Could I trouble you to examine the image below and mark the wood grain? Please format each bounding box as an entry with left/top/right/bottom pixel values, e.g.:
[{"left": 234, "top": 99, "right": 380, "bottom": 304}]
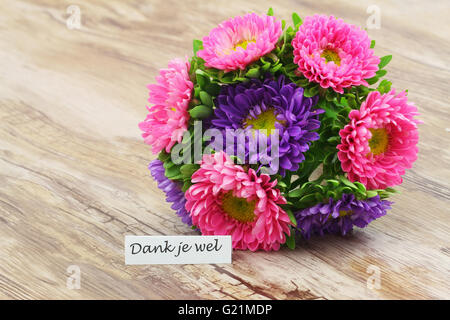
[{"left": 0, "top": 0, "right": 449, "bottom": 300}]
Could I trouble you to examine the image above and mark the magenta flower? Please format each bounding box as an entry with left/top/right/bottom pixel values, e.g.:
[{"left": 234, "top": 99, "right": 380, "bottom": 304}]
[
  {"left": 139, "top": 58, "right": 193, "bottom": 154},
  {"left": 337, "top": 90, "right": 420, "bottom": 190},
  {"left": 197, "top": 13, "right": 282, "bottom": 72},
  {"left": 185, "top": 152, "right": 292, "bottom": 251},
  {"left": 292, "top": 15, "right": 380, "bottom": 93}
]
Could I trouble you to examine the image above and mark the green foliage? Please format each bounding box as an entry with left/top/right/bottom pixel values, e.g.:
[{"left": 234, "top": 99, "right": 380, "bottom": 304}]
[
  {"left": 180, "top": 164, "right": 200, "bottom": 192},
  {"left": 285, "top": 232, "right": 296, "bottom": 249},
  {"left": 158, "top": 150, "right": 171, "bottom": 162},
  {"left": 199, "top": 91, "right": 213, "bottom": 107},
  {"left": 193, "top": 39, "right": 203, "bottom": 56},
  {"left": 378, "top": 55, "right": 392, "bottom": 69},
  {"left": 377, "top": 79, "right": 392, "bottom": 94},
  {"left": 180, "top": 164, "right": 200, "bottom": 178},
  {"left": 163, "top": 157, "right": 183, "bottom": 180},
  {"left": 364, "top": 55, "right": 392, "bottom": 86},
  {"left": 292, "top": 12, "right": 302, "bottom": 29},
  {"left": 286, "top": 176, "right": 397, "bottom": 210},
  {"left": 284, "top": 208, "right": 298, "bottom": 227},
  {"left": 245, "top": 67, "right": 260, "bottom": 78},
  {"left": 304, "top": 85, "right": 320, "bottom": 97}
]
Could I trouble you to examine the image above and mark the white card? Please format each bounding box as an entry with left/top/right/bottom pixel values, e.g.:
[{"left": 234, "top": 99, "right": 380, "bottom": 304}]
[{"left": 125, "top": 235, "right": 232, "bottom": 265}]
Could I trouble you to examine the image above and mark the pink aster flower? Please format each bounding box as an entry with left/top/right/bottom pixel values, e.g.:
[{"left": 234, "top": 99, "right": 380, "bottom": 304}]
[
  {"left": 185, "top": 152, "right": 292, "bottom": 251},
  {"left": 337, "top": 90, "right": 421, "bottom": 190},
  {"left": 197, "top": 13, "right": 282, "bottom": 72},
  {"left": 138, "top": 58, "right": 193, "bottom": 154},
  {"left": 292, "top": 15, "right": 380, "bottom": 93}
]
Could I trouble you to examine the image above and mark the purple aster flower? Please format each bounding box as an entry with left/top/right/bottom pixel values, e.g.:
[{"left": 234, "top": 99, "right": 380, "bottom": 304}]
[
  {"left": 210, "top": 75, "right": 323, "bottom": 176},
  {"left": 148, "top": 160, "right": 192, "bottom": 226},
  {"left": 295, "top": 194, "right": 392, "bottom": 238}
]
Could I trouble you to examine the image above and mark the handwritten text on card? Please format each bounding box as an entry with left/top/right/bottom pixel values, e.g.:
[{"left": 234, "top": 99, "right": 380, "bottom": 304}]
[{"left": 125, "top": 235, "right": 232, "bottom": 265}]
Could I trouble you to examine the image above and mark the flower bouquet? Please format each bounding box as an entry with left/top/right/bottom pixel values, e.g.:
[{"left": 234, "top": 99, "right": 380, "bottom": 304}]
[{"left": 139, "top": 9, "right": 420, "bottom": 251}]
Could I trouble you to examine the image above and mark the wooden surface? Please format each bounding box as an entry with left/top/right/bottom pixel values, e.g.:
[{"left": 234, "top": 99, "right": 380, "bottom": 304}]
[{"left": 0, "top": 0, "right": 449, "bottom": 300}]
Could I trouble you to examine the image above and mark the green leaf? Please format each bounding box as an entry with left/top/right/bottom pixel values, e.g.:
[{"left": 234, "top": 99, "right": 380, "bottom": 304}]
[
  {"left": 193, "top": 86, "right": 201, "bottom": 99},
  {"left": 196, "top": 73, "right": 209, "bottom": 88},
  {"left": 204, "top": 83, "right": 221, "bottom": 96},
  {"left": 299, "top": 181, "right": 314, "bottom": 191},
  {"left": 325, "top": 89, "right": 336, "bottom": 102},
  {"left": 285, "top": 232, "right": 296, "bottom": 250},
  {"left": 385, "top": 187, "right": 398, "bottom": 194},
  {"left": 163, "top": 160, "right": 175, "bottom": 169},
  {"left": 327, "top": 179, "right": 340, "bottom": 187},
  {"left": 366, "top": 76, "right": 379, "bottom": 85},
  {"left": 193, "top": 39, "right": 203, "bottom": 56},
  {"left": 313, "top": 184, "right": 325, "bottom": 193},
  {"left": 357, "top": 85, "right": 370, "bottom": 96},
  {"left": 370, "top": 40, "right": 376, "bottom": 49},
  {"left": 377, "top": 79, "right": 392, "bottom": 94},
  {"left": 340, "top": 176, "right": 356, "bottom": 189},
  {"left": 327, "top": 136, "right": 340, "bottom": 143},
  {"left": 220, "top": 72, "right": 236, "bottom": 83},
  {"left": 354, "top": 182, "right": 367, "bottom": 193},
  {"left": 376, "top": 69, "right": 387, "bottom": 78},
  {"left": 340, "top": 187, "right": 353, "bottom": 194},
  {"left": 339, "top": 97, "right": 349, "bottom": 107},
  {"left": 295, "top": 78, "right": 310, "bottom": 87},
  {"left": 246, "top": 67, "right": 260, "bottom": 78},
  {"left": 199, "top": 91, "right": 213, "bottom": 107},
  {"left": 233, "top": 77, "right": 247, "bottom": 82},
  {"left": 298, "top": 193, "right": 317, "bottom": 204},
  {"left": 347, "top": 96, "right": 357, "bottom": 108},
  {"left": 261, "top": 62, "right": 271, "bottom": 72},
  {"left": 188, "top": 104, "right": 213, "bottom": 119},
  {"left": 304, "top": 85, "right": 319, "bottom": 97},
  {"left": 292, "top": 12, "right": 302, "bottom": 27},
  {"left": 158, "top": 151, "right": 170, "bottom": 162},
  {"left": 326, "top": 190, "right": 337, "bottom": 199},
  {"left": 267, "top": 7, "right": 274, "bottom": 16},
  {"left": 321, "top": 101, "right": 338, "bottom": 120},
  {"left": 378, "top": 55, "right": 392, "bottom": 69},
  {"left": 286, "top": 209, "right": 297, "bottom": 227},
  {"left": 270, "top": 63, "right": 282, "bottom": 73},
  {"left": 366, "top": 190, "right": 378, "bottom": 198},
  {"left": 288, "top": 188, "right": 304, "bottom": 198},
  {"left": 180, "top": 164, "right": 199, "bottom": 178},
  {"left": 165, "top": 165, "right": 181, "bottom": 179},
  {"left": 277, "top": 180, "right": 287, "bottom": 188},
  {"left": 182, "top": 180, "right": 193, "bottom": 192}
]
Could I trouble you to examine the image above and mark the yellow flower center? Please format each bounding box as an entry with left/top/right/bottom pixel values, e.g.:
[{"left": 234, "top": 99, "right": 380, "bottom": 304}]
[
  {"left": 233, "top": 39, "right": 256, "bottom": 51},
  {"left": 339, "top": 210, "right": 352, "bottom": 217},
  {"left": 221, "top": 192, "right": 256, "bottom": 223},
  {"left": 368, "top": 128, "right": 389, "bottom": 156},
  {"left": 328, "top": 210, "right": 352, "bottom": 221},
  {"left": 243, "top": 108, "right": 283, "bottom": 136},
  {"left": 321, "top": 49, "right": 341, "bottom": 66}
]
